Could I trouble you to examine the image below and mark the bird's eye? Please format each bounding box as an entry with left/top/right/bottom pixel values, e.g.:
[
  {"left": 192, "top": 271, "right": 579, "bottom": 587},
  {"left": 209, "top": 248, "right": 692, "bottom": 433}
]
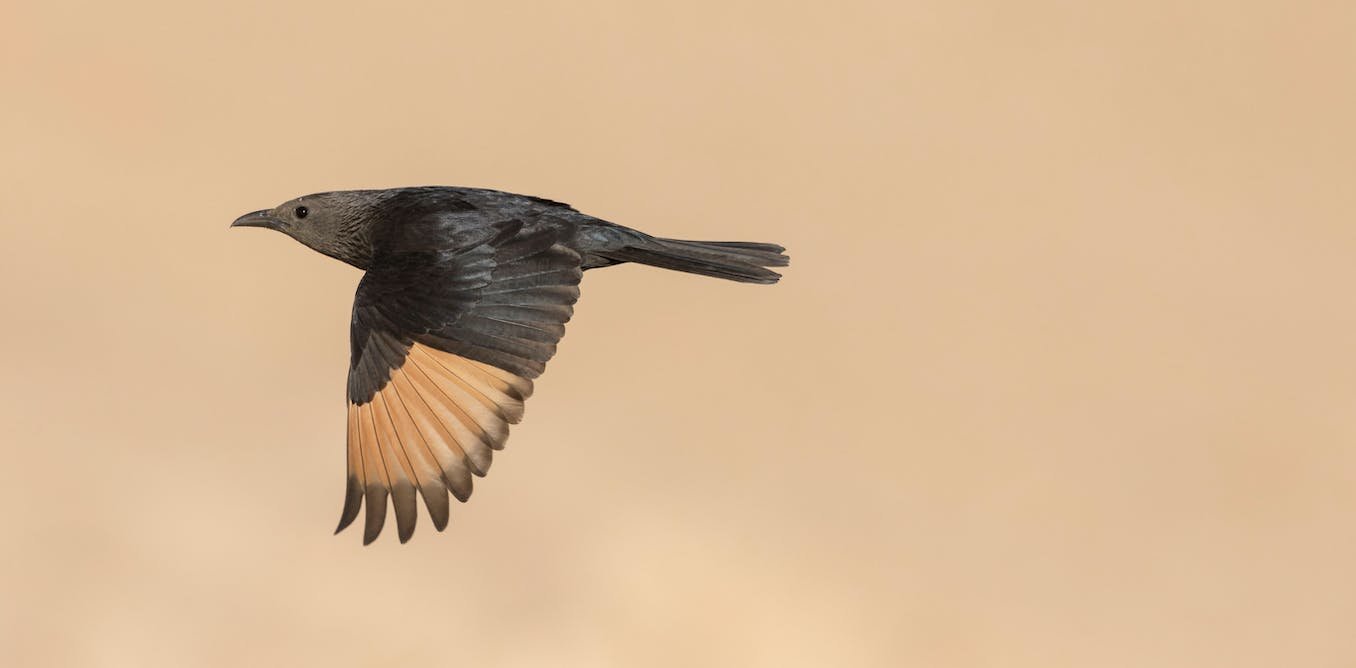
[{"left": 294, "top": 206, "right": 309, "bottom": 219}]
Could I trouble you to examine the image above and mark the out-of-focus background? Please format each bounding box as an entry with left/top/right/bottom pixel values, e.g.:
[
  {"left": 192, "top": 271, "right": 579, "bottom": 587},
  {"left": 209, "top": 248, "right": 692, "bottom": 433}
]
[{"left": 3, "top": 1, "right": 1355, "bottom": 666}]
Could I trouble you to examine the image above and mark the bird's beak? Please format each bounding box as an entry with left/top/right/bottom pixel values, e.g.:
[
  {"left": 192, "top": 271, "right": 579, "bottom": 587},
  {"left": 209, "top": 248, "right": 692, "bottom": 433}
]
[{"left": 231, "top": 209, "right": 281, "bottom": 230}]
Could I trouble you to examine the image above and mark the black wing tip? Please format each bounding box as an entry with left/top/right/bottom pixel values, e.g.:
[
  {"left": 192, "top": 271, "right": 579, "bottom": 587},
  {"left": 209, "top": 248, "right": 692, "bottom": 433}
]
[
  {"left": 362, "top": 485, "right": 388, "bottom": 545},
  {"left": 395, "top": 513, "right": 417, "bottom": 544},
  {"left": 465, "top": 454, "right": 491, "bottom": 477},
  {"left": 391, "top": 483, "right": 419, "bottom": 543},
  {"left": 335, "top": 477, "right": 363, "bottom": 534},
  {"left": 362, "top": 517, "right": 384, "bottom": 544},
  {"left": 335, "top": 517, "right": 355, "bottom": 535}
]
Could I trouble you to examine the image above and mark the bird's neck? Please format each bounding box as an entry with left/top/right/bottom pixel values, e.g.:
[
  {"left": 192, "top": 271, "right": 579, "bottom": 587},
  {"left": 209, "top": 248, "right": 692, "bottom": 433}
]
[{"left": 316, "top": 217, "right": 376, "bottom": 270}]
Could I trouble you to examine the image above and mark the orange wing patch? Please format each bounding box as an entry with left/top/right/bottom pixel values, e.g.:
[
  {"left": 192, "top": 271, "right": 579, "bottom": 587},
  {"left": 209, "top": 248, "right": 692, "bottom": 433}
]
[{"left": 337, "top": 343, "right": 533, "bottom": 543}]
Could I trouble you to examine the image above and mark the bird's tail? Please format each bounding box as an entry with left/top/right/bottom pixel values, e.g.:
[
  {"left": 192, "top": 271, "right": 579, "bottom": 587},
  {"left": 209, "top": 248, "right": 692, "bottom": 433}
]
[{"left": 594, "top": 234, "right": 790, "bottom": 284}]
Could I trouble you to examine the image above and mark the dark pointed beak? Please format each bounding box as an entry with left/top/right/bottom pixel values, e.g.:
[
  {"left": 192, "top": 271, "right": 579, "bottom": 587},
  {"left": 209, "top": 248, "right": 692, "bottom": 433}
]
[{"left": 231, "top": 209, "right": 281, "bottom": 230}]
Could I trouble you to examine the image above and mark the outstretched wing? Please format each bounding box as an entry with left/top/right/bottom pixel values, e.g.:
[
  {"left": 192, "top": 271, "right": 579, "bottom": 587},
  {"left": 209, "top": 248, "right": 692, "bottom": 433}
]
[{"left": 337, "top": 219, "right": 582, "bottom": 543}]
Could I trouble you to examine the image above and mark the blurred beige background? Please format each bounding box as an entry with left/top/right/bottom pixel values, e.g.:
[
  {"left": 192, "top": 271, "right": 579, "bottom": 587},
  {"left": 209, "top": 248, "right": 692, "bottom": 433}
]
[{"left": 3, "top": 1, "right": 1355, "bottom": 666}]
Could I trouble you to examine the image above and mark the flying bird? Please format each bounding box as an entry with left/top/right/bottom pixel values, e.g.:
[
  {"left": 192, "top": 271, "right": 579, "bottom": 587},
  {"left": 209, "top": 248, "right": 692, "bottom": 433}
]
[{"left": 232, "top": 186, "right": 787, "bottom": 543}]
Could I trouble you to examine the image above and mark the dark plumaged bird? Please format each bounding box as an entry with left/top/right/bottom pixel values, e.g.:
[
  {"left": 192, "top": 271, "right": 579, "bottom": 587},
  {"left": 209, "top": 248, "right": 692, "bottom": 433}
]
[{"left": 232, "top": 186, "right": 788, "bottom": 544}]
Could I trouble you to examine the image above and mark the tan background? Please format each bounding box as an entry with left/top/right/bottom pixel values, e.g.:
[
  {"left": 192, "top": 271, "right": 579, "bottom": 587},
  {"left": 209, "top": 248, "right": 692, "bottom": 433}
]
[{"left": 3, "top": 1, "right": 1355, "bottom": 666}]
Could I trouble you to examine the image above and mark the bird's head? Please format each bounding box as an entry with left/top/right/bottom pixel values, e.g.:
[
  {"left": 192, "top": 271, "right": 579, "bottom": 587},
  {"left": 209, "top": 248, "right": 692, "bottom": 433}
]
[{"left": 232, "top": 190, "right": 381, "bottom": 269}]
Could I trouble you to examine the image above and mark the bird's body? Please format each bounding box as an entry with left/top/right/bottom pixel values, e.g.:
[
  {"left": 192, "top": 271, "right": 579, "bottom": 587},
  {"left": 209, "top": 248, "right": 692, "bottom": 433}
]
[{"left": 233, "top": 186, "right": 787, "bottom": 543}]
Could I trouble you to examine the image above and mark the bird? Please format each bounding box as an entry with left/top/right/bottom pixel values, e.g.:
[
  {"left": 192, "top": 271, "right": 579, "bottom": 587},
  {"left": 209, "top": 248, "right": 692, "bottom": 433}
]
[{"left": 232, "top": 186, "right": 788, "bottom": 543}]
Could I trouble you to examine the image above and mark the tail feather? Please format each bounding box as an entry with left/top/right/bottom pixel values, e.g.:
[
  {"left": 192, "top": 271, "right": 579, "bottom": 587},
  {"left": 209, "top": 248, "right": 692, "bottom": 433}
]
[
  {"left": 597, "top": 235, "right": 789, "bottom": 284},
  {"left": 658, "top": 239, "right": 789, "bottom": 266},
  {"left": 670, "top": 240, "right": 787, "bottom": 254}
]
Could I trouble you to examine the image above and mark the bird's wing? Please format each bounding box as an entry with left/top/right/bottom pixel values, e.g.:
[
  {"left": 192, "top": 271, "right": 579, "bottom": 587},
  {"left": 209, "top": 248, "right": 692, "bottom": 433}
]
[{"left": 338, "top": 219, "right": 582, "bottom": 543}]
